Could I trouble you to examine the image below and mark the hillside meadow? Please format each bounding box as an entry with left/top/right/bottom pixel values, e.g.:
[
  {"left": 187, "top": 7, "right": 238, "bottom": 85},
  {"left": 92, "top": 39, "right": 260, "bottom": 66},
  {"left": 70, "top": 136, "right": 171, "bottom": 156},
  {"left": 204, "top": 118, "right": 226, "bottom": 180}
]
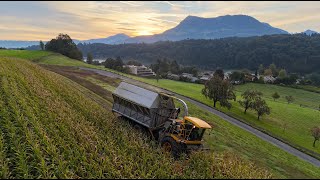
[
  {"left": 100, "top": 69, "right": 320, "bottom": 158},
  {"left": 75, "top": 67, "right": 320, "bottom": 178}
]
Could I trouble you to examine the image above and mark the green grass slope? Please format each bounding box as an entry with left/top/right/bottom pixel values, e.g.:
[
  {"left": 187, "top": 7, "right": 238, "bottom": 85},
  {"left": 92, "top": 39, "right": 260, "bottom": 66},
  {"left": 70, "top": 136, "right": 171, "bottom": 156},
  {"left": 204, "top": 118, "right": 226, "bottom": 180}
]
[
  {"left": 110, "top": 75, "right": 320, "bottom": 157},
  {"left": 236, "top": 83, "right": 320, "bottom": 109},
  {"left": 0, "top": 50, "right": 52, "bottom": 60},
  {"left": 0, "top": 50, "right": 92, "bottom": 67},
  {"left": 0, "top": 57, "right": 272, "bottom": 178}
]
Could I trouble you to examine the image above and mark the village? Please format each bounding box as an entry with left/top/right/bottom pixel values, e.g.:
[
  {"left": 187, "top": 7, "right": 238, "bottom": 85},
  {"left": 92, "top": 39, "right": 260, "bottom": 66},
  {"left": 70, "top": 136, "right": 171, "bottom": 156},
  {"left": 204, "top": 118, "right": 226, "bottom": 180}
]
[{"left": 122, "top": 63, "right": 304, "bottom": 86}]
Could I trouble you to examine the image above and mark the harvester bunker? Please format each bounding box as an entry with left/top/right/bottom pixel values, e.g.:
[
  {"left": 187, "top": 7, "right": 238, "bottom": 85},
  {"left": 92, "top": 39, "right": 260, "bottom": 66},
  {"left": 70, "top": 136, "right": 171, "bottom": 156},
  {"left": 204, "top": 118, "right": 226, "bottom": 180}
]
[{"left": 112, "top": 81, "right": 212, "bottom": 155}]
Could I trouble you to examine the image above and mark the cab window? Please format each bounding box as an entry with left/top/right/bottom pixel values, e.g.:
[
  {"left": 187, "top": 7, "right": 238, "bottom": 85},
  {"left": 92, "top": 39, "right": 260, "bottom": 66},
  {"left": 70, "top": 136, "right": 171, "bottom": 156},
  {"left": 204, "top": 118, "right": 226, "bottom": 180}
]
[{"left": 188, "top": 127, "right": 205, "bottom": 141}]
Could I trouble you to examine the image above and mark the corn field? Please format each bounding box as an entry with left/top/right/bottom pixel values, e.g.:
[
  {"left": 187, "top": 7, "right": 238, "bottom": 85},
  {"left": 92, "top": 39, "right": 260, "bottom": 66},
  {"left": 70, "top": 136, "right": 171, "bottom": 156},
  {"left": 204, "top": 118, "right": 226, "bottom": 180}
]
[{"left": 0, "top": 57, "right": 272, "bottom": 178}]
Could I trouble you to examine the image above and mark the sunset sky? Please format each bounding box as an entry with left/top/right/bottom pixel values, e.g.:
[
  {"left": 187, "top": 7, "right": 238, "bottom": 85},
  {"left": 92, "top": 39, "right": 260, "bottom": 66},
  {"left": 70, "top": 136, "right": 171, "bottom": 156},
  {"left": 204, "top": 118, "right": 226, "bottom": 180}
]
[{"left": 0, "top": 1, "right": 319, "bottom": 40}]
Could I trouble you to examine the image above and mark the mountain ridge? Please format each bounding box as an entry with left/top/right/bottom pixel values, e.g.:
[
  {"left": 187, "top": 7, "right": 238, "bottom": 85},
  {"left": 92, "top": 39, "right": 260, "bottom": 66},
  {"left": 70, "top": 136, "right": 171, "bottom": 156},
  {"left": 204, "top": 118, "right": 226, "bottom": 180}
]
[
  {"left": 1, "top": 14, "right": 317, "bottom": 48},
  {"left": 123, "top": 14, "right": 288, "bottom": 43}
]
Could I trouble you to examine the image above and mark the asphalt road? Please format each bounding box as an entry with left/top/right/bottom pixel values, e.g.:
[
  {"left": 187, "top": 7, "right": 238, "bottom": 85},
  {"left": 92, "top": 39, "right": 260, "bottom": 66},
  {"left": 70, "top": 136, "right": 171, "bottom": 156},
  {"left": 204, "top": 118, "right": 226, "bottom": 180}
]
[{"left": 80, "top": 67, "right": 320, "bottom": 167}]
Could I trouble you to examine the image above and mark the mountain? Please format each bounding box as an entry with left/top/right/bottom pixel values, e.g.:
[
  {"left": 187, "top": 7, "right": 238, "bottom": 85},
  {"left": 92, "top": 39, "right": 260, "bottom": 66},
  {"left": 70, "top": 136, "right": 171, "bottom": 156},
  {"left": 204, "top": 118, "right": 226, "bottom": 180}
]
[
  {"left": 125, "top": 15, "right": 289, "bottom": 43},
  {"left": 79, "top": 33, "right": 130, "bottom": 44},
  {"left": 0, "top": 15, "right": 290, "bottom": 48},
  {"left": 0, "top": 40, "right": 40, "bottom": 49},
  {"left": 303, "top": 29, "right": 318, "bottom": 36}
]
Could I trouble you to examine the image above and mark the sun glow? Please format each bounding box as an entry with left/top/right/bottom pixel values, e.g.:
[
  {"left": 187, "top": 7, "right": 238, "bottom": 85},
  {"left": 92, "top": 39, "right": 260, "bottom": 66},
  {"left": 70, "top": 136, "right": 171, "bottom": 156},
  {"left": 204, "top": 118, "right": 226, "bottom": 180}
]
[{"left": 137, "top": 30, "right": 153, "bottom": 36}]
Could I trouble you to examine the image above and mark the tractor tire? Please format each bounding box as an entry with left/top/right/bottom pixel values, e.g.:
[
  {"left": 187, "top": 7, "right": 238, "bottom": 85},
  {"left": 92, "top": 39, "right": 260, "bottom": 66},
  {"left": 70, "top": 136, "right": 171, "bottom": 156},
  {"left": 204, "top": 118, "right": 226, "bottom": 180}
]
[
  {"left": 153, "top": 128, "right": 165, "bottom": 141},
  {"left": 160, "top": 136, "right": 182, "bottom": 158},
  {"left": 133, "top": 124, "right": 143, "bottom": 133}
]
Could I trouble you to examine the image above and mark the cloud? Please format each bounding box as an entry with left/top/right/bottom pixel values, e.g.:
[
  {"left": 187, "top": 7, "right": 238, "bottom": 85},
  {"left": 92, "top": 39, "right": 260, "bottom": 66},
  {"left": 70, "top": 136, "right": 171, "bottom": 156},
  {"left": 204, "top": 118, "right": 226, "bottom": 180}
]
[
  {"left": 119, "top": 1, "right": 143, "bottom": 7},
  {"left": 161, "top": 1, "right": 191, "bottom": 8},
  {"left": 0, "top": 1, "right": 319, "bottom": 40},
  {"left": 117, "top": 27, "right": 137, "bottom": 31},
  {"left": 148, "top": 17, "right": 179, "bottom": 24}
]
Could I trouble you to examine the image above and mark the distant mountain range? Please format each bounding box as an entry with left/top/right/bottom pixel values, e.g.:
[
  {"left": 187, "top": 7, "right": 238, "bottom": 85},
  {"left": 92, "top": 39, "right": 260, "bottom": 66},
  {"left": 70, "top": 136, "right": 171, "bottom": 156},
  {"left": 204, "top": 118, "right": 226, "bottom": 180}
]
[
  {"left": 79, "top": 33, "right": 130, "bottom": 44},
  {"left": 0, "top": 40, "right": 41, "bottom": 49},
  {"left": 124, "top": 15, "right": 288, "bottom": 43},
  {"left": 1, "top": 14, "right": 318, "bottom": 48}
]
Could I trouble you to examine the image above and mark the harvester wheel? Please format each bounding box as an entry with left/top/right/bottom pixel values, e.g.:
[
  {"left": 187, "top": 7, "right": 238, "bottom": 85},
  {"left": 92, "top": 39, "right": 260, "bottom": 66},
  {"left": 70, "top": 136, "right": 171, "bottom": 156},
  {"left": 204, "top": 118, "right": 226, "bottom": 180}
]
[
  {"left": 160, "top": 136, "right": 181, "bottom": 158},
  {"left": 133, "top": 124, "right": 143, "bottom": 133}
]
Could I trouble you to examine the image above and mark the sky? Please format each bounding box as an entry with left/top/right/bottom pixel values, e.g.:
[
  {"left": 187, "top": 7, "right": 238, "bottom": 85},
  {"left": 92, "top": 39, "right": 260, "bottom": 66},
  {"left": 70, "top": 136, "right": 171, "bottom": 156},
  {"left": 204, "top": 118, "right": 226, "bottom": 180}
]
[{"left": 0, "top": 1, "right": 319, "bottom": 41}]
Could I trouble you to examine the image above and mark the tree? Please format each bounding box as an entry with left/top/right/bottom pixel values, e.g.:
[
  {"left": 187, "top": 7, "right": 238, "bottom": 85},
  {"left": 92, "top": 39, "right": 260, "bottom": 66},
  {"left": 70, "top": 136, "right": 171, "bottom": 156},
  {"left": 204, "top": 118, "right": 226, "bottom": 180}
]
[
  {"left": 311, "top": 126, "right": 320, "bottom": 147},
  {"left": 257, "top": 76, "right": 264, "bottom": 83},
  {"left": 285, "top": 95, "right": 294, "bottom": 104},
  {"left": 159, "top": 58, "right": 170, "bottom": 75},
  {"left": 252, "top": 97, "right": 270, "bottom": 120},
  {"left": 202, "top": 74, "right": 236, "bottom": 109},
  {"left": 104, "top": 57, "right": 127, "bottom": 72},
  {"left": 253, "top": 69, "right": 259, "bottom": 81},
  {"left": 150, "top": 59, "right": 161, "bottom": 74},
  {"left": 92, "top": 60, "right": 101, "bottom": 65},
  {"left": 238, "top": 90, "right": 263, "bottom": 114},
  {"left": 214, "top": 69, "right": 224, "bottom": 79},
  {"left": 229, "top": 71, "right": 245, "bottom": 83},
  {"left": 40, "top": 40, "right": 44, "bottom": 50},
  {"left": 180, "top": 66, "right": 198, "bottom": 77},
  {"left": 278, "top": 69, "right": 287, "bottom": 79},
  {"left": 269, "top": 63, "right": 279, "bottom": 76},
  {"left": 45, "top": 33, "right": 83, "bottom": 60},
  {"left": 272, "top": 92, "right": 280, "bottom": 101},
  {"left": 170, "top": 60, "right": 180, "bottom": 74},
  {"left": 264, "top": 68, "right": 273, "bottom": 76},
  {"left": 87, "top": 52, "right": 93, "bottom": 64},
  {"left": 156, "top": 70, "right": 160, "bottom": 82},
  {"left": 258, "top": 64, "right": 264, "bottom": 75},
  {"left": 76, "top": 34, "right": 320, "bottom": 75},
  {"left": 191, "top": 67, "right": 198, "bottom": 77}
]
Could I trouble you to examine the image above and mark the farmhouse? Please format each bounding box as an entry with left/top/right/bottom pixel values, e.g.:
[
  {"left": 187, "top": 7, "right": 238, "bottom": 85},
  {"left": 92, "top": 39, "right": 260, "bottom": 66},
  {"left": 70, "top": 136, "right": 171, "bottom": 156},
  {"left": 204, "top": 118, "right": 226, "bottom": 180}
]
[
  {"left": 167, "top": 73, "right": 180, "bottom": 80},
  {"left": 124, "top": 65, "right": 156, "bottom": 77},
  {"left": 263, "top": 75, "right": 276, "bottom": 83},
  {"left": 181, "top": 73, "right": 199, "bottom": 82}
]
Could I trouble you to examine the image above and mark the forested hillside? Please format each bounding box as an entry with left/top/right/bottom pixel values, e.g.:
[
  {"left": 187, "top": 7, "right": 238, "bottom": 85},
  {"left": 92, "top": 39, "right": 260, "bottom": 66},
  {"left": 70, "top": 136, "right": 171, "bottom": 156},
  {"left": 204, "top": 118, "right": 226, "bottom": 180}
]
[{"left": 77, "top": 34, "right": 320, "bottom": 74}]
